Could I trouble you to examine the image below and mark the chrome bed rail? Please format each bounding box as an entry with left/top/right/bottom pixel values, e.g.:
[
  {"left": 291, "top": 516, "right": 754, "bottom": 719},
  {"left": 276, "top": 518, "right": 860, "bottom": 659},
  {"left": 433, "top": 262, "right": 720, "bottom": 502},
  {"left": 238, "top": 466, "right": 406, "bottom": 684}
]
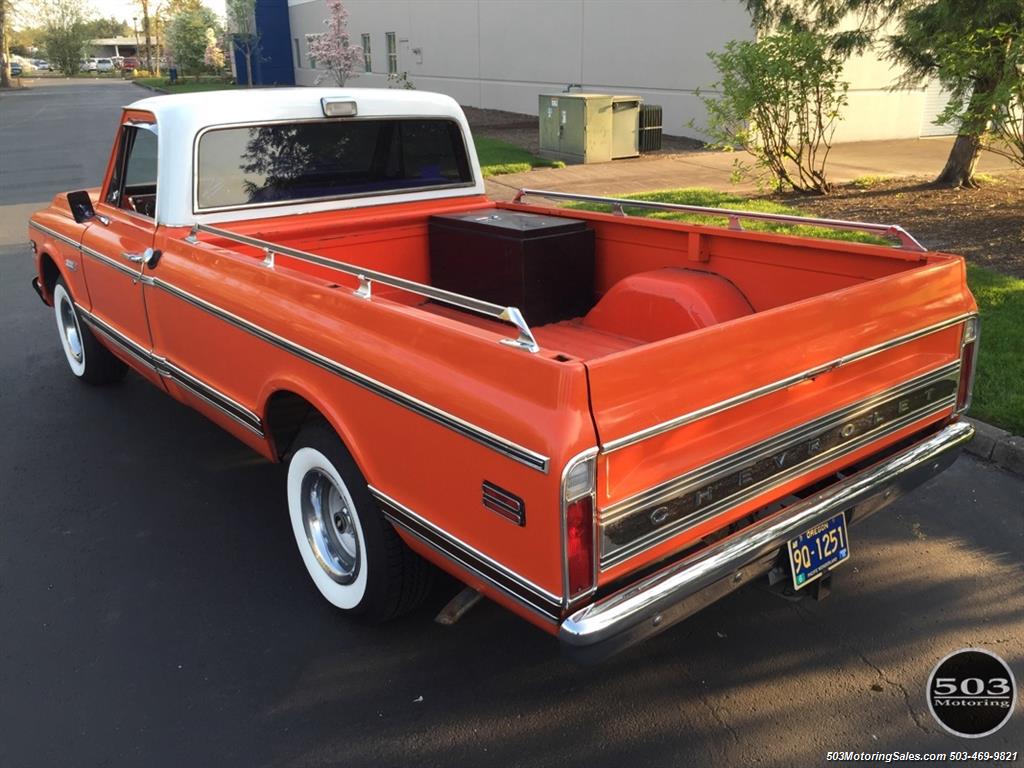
[
  {"left": 512, "top": 188, "right": 928, "bottom": 252},
  {"left": 182, "top": 223, "right": 540, "bottom": 353}
]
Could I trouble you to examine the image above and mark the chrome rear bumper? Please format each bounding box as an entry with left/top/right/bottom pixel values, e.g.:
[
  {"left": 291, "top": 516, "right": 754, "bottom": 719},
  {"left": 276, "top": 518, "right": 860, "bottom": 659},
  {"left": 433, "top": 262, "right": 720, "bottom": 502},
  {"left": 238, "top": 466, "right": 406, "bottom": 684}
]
[{"left": 559, "top": 420, "right": 974, "bottom": 663}]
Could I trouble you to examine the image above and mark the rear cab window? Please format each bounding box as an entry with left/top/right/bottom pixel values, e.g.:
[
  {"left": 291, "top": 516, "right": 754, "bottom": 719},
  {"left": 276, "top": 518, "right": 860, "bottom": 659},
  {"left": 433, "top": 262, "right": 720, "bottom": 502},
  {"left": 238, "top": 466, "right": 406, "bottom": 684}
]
[{"left": 195, "top": 118, "right": 473, "bottom": 212}]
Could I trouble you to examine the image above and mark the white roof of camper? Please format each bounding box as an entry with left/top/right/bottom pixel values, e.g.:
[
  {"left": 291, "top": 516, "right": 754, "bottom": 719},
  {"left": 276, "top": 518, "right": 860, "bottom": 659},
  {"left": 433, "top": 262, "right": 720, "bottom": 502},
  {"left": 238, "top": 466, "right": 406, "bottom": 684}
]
[{"left": 125, "top": 88, "right": 485, "bottom": 227}]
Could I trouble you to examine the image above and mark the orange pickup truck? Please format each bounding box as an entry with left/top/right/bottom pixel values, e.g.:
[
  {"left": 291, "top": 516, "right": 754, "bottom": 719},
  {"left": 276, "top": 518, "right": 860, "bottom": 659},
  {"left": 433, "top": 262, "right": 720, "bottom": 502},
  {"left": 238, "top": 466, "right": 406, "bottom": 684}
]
[{"left": 28, "top": 89, "right": 978, "bottom": 662}]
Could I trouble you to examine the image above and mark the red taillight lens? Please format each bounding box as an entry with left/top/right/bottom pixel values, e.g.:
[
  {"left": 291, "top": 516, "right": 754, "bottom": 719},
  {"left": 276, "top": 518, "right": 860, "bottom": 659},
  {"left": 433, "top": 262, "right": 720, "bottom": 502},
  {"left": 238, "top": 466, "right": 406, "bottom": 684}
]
[
  {"left": 956, "top": 318, "right": 979, "bottom": 414},
  {"left": 957, "top": 340, "right": 977, "bottom": 412},
  {"left": 566, "top": 496, "right": 594, "bottom": 597}
]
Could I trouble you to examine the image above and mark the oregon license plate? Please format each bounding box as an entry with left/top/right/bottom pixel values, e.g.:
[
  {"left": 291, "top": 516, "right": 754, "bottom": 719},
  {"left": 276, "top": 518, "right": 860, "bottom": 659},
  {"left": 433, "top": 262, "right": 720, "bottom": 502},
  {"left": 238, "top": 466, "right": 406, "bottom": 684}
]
[{"left": 788, "top": 513, "right": 850, "bottom": 590}]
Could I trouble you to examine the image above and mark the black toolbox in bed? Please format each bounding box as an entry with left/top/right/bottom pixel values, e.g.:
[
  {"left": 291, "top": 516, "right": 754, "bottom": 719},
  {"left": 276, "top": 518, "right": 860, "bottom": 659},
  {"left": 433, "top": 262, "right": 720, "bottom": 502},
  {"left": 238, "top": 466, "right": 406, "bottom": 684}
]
[{"left": 428, "top": 209, "right": 595, "bottom": 326}]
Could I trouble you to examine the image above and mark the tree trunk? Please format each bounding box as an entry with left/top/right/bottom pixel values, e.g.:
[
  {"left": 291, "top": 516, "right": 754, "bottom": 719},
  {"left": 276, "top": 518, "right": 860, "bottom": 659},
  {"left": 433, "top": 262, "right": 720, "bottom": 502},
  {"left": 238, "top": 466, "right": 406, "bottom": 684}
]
[
  {"left": 142, "top": 0, "right": 153, "bottom": 74},
  {"left": 934, "top": 133, "right": 982, "bottom": 188},
  {"left": 0, "top": 1, "right": 11, "bottom": 90},
  {"left": 245, "top": 52, "right": 253, "bottom": 87}
]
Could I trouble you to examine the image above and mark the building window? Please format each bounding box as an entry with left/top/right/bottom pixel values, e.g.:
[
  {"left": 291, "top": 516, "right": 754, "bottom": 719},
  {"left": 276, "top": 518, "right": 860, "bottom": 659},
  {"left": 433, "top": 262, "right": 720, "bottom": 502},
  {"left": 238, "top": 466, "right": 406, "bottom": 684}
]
[
  {"left": 361, "top": 33, "right": 371, "bottom": 72},
  {"left": 306, "top": 35, "right": 317, "bottom": 69},
  {"left": 385, "top": 32, "right": 397, "bottom": 74},
  {"left": 294, "top": 38, "right": 302, "bottom": 69}
]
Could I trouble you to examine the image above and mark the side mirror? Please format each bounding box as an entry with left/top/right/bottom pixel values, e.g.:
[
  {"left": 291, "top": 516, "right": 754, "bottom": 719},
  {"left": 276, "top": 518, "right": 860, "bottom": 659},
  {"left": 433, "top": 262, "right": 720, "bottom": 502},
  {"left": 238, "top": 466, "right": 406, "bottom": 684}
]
[{"left": 67, "top": 191, "right": 96, "bottom": 224}]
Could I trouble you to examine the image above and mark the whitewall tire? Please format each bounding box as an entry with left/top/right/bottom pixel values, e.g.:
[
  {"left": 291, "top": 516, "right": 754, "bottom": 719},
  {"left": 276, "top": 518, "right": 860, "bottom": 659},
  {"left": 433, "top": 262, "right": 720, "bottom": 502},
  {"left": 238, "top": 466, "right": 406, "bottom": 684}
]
[
  {"left": 285, "top": 419, "right": 435, "bottom": 622},
  {"left": 53, "top": 281, "right": 87, "bottom": 377},
  {"left": 287, "top": 445, "right": 369, "bottom": 610},
  {"left": 52, "top": 278, "right": 127, "bottom": 384}
]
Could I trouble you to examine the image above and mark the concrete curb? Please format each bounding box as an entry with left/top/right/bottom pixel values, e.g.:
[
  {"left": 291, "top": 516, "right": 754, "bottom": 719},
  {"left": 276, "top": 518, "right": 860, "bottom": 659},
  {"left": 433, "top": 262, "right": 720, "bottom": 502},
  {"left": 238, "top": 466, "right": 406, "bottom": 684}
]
[
  {"left": 964, "top": 418, "right": 1024, "bottom": 477},
  {"left": 131, "top": 81, "right": 168, "bottom": 94}
]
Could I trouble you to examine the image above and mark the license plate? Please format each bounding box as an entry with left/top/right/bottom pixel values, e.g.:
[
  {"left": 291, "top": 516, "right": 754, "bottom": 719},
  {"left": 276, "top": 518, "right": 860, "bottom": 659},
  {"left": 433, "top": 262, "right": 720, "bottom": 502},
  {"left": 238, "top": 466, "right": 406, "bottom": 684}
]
[{"left": 788, "top": 513, "right": 850, "bottom": 590}]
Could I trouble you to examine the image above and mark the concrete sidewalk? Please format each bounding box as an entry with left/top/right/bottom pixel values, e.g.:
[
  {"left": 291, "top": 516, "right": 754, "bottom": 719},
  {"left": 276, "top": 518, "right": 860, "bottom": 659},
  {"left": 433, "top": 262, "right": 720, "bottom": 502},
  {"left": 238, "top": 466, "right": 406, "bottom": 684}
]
[{"left": 485, "top": 136, "right": 1021, "bottom": 200}]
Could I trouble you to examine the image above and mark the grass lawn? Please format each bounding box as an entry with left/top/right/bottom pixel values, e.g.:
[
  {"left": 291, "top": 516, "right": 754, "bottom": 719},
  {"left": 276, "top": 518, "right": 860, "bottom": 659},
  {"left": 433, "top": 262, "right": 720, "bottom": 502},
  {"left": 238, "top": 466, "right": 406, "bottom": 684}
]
[
  {"left": 964, "top": 266, "right": 1024, "bottom": 434},
  {"left": 473, "top": 137, "right": 564, "bottom": 177},
  {"left": 133, "top": 76, "right": 236, "bottom": 94},
  {"left": 576, "top": 188, "right": 1021, "bottom": 434}
]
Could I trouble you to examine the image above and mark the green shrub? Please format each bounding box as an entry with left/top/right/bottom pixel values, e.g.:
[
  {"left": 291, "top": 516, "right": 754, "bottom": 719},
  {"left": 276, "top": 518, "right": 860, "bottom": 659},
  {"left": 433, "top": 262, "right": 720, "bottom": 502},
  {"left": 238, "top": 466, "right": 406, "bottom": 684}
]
[{"left": 699, "top": 30, "right": 848, "bottom": 194}]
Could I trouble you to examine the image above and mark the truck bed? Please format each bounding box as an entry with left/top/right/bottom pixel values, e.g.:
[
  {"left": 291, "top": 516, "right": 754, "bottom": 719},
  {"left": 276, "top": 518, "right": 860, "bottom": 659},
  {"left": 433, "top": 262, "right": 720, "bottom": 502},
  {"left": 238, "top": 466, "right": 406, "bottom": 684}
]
[
  {"left": 205, "top": 197, "right": 946, "bottom": 361},
  {"left": 189, "top": 194, "right": 973, "bottom": 588}
]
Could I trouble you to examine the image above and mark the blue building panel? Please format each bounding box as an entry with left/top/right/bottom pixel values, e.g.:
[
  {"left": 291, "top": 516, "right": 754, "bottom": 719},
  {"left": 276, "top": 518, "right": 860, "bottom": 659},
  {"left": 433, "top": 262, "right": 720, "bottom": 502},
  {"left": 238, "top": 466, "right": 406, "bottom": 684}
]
[{"left": 234, "top": 0, "right": 295, "bottom": 86}]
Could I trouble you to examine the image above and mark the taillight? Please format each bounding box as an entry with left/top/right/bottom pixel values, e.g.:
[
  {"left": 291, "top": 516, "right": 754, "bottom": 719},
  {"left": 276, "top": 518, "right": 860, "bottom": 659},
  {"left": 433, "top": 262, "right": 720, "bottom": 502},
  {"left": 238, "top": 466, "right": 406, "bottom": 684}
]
[
  {"left": 956, "top": 317, "right": 979, "bottom": 413},
  {"left": 566, "top": 496, "right": 594, "bottom": 597},
  {"left": 562, "top": 451, "right": 597, "bottom": 601}
]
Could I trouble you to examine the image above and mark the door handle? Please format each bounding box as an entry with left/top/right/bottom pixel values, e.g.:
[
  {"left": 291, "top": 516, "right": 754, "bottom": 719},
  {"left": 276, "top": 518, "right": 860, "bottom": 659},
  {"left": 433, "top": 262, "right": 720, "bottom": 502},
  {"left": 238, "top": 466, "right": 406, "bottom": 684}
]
[{"left": 121, "top": 248, "right": 161, "bottom": 267}]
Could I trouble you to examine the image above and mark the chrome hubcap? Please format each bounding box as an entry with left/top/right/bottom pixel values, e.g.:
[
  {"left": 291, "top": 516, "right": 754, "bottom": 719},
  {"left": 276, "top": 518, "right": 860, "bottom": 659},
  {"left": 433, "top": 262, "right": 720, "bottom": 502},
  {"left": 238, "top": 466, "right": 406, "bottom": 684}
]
[
  {"left": 59, "top": 296, "right": 83, "bottom": 362},
  {"left": 300, "top": 468, "right": 360, "bottom": 584}
]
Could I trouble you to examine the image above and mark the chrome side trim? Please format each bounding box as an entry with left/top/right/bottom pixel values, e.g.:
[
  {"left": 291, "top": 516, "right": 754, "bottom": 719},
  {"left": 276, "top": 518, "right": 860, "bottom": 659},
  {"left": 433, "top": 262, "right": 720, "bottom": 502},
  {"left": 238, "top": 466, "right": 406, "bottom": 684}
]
[
  {"left": 77, "top": 306, "right": 157, "bottom": 371},
  {"left": 149, "top": 277, "right": 551, "bottom": 473},
  {"left": 30, "top": 220, "right": 144, "bottom": 280},
  {"left": 601, "top": 313, "right": 973, "bottom": 454},
  {"left": 561, "top": 420, "right": 975, "bottom": 663},
  {"left": 29, "top": 221, "right": 81, "bottom": 251},
  {"left": 76, "top": 304, "right": 264, "bottom": 437},
  {"left": 81, "top": 243, "right": 143, "bottom": 279},
  {"left": 600, "top": 362, "right": 960, "bottom": 568},
  {"left": 38, "top": 220, "right": 551, "bottom": 470},
  {"left": 513, "top": 188, "right": 928, "bottom": 251},
  {"left": 157, "top": 359, "right": 264, "bottom": 436},
  {"left": 370, "top": 486, "right": 562, "bottom": 621}
]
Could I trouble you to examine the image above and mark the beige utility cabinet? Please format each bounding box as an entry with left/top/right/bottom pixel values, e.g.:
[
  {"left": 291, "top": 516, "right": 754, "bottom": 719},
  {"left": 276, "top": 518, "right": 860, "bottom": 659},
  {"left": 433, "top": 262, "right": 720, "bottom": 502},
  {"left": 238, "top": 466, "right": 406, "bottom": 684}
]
[
  {"left": 611, "top": 96, "right": 641, "bottom": 160},
  {"left": 539, "top": 93, "right": 641, "bottom": 164}
]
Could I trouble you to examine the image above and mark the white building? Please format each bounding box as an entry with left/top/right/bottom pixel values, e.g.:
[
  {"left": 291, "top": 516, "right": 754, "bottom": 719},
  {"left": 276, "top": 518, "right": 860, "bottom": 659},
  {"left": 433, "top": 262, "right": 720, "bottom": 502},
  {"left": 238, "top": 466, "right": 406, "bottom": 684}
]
[{"left": 286, "top": 0, "right": 954, "bottom": 143}]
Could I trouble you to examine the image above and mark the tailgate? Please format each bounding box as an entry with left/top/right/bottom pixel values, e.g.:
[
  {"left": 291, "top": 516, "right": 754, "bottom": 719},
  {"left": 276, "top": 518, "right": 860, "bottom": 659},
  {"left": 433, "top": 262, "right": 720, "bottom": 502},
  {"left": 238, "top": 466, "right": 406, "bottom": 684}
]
[{"left": 586, "top": 258, "right": 975, "bottom": 576}]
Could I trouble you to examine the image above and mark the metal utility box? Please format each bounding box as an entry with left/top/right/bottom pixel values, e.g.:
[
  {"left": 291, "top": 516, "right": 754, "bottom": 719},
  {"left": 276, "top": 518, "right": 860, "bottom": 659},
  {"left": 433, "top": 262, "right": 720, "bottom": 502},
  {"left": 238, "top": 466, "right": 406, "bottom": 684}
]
[
  {"left": 428, "top": 209, "right": 595, "bottom": 326},
  {"left": 611, "top": 96, "right": 641, "bottom": 159},
  {"left": 539, "top": 93, "right": 641, "bottom": 164}
]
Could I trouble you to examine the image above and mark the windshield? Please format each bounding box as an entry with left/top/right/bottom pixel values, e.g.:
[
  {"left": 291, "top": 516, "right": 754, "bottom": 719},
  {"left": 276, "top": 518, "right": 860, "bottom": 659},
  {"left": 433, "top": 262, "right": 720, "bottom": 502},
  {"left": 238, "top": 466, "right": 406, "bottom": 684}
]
[{"left": 195, "top": 118, "right": 473, "bottom": 211}]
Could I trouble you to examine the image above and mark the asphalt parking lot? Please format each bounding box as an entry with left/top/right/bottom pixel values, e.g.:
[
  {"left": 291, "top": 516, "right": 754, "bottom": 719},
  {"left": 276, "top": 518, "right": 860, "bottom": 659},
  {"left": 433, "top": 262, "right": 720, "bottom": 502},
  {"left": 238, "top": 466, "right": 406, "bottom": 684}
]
[{"left": 1, "top": 80, "right": 1022, "bottom": 768}]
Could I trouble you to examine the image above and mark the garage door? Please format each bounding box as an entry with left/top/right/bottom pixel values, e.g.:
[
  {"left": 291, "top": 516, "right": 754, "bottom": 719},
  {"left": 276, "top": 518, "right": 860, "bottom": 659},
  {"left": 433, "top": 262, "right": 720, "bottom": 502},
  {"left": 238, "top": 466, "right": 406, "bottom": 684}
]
[{"left": 921, "top": 79, "right": 957, "bottom": 136}]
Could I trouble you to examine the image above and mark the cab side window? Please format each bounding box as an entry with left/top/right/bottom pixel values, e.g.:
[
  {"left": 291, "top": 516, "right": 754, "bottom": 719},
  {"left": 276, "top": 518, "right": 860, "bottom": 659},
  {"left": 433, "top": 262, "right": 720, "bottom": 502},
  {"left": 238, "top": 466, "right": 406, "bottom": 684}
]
[{"left": 106, "top": 126, "right": 158, "bottom": 219}]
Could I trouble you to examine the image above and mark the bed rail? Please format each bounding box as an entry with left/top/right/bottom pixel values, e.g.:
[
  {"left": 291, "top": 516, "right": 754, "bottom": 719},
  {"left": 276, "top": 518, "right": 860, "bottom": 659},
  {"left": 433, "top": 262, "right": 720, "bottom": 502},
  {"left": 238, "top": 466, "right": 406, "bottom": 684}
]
[
  {"left": 511, "top": 188, "right": 928, "bottom": 252},
  {"left": 183, "top": 223, "right": 540, "bottom": 353}
]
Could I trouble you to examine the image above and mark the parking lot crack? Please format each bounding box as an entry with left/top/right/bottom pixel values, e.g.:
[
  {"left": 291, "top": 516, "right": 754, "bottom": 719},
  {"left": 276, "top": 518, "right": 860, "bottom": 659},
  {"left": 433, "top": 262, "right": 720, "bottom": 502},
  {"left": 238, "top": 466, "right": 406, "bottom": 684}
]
[
  {"left": 855, "top": 650, "right": 932, "bottom": 735},
  {"left": 698, "top": 692, "right": 741, "bottom": 744},
  {"left": 793, "top": 602, "right": 932, "bottom": 736}
]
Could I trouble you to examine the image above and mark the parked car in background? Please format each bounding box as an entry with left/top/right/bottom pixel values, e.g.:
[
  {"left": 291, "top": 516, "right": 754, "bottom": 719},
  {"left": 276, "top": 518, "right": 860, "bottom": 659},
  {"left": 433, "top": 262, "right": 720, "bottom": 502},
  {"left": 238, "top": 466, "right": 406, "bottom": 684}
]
[
  {"left": 96, "top": 59, "right": 114, "bottom": 72},
  {"left": 10, "top": 61, "right": 23, "bottom": 76},
  {"left": 80, "top": 59, "right": 98, "bottom": 72},
  {"left": 33, "top": 60, "right": 50, "bottom": 71},
  {"left": 121, "top": 57, "right": 139, "bottom": 73}
]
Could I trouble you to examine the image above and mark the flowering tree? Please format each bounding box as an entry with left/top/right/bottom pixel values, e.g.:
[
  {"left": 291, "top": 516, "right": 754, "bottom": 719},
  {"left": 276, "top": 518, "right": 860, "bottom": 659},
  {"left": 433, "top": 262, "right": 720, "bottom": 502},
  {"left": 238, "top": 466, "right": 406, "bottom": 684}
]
[
  {"left": 306, "top": 0, "right": 362, "bottom": 86},
  {"left": 203, "top": 27, "right": 225, "bottom": 70}
]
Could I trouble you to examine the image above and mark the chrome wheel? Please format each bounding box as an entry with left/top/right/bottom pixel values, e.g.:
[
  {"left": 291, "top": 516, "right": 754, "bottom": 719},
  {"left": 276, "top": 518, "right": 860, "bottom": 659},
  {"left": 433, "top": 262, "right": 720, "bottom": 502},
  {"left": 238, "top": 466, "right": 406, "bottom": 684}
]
[
  {"left": 300, "top": 468, "right": 361, "bottom": 584},
  {"left": 59, "top": 295, "right": 83, "bottom": 363},
  {"left": 53, "top": 281, "right": 86, "bottom": 377}
]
